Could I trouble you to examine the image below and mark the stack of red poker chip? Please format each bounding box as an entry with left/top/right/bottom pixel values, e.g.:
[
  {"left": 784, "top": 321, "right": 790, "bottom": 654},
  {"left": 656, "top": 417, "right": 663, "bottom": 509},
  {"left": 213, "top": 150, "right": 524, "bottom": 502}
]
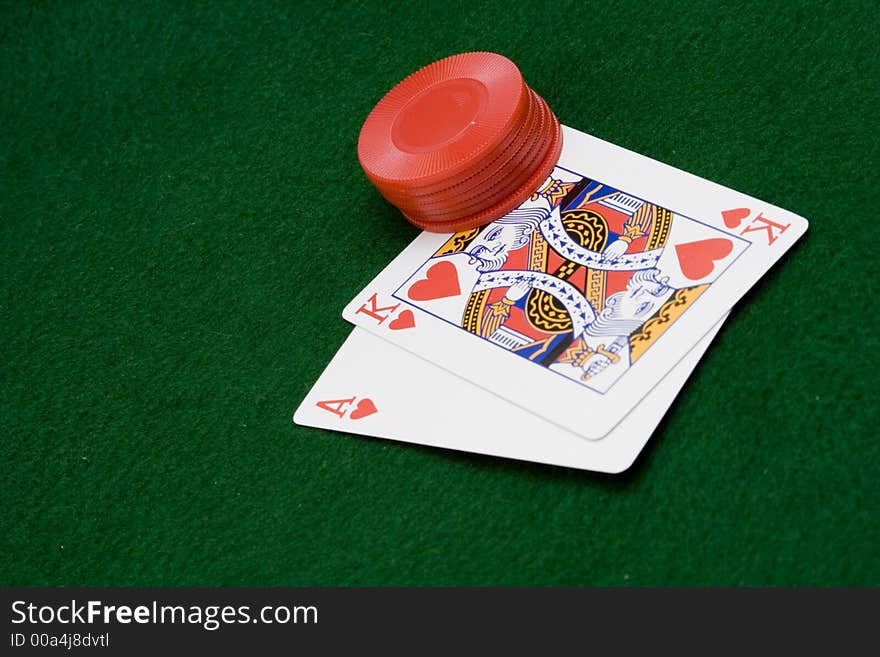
[{"left": 358, "top": 52, "right": 562, "bottom": 233}]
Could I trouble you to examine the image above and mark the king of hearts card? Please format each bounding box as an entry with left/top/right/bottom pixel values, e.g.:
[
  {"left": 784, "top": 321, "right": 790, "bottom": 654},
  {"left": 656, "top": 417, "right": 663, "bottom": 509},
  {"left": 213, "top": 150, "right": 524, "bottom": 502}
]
[{"left": 344, "top": 127, "right": 806, "bottom": 439}]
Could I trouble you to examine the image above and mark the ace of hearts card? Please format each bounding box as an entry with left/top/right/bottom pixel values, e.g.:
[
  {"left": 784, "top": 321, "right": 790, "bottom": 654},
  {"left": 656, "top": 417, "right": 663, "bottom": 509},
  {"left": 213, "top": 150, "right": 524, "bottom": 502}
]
[{"left": 294, "top": 319, "right": 724, "bottom": 473}]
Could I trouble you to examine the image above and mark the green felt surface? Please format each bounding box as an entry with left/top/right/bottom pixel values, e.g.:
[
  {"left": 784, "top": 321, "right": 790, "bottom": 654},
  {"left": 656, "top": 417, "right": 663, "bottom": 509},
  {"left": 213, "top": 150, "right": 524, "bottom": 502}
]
[{"left": 2, "top": 0, "right": 878, "bottom": 586}]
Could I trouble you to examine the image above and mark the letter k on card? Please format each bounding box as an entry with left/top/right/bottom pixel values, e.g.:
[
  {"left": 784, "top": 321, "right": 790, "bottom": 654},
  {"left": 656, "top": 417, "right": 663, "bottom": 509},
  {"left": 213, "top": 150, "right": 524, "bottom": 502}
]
[{"left": 355, "top": 293, "right": 415, "bottom": 331}]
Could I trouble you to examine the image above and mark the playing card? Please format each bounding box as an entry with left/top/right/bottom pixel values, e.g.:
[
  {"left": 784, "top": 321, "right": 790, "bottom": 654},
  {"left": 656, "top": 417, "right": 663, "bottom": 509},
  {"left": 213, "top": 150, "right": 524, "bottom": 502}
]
[
  {"left": 294, "top": 319, "right": 724, "bottom": 473},
  {"left": 342, "top": 125, "right": 808, "bottom": 439}
]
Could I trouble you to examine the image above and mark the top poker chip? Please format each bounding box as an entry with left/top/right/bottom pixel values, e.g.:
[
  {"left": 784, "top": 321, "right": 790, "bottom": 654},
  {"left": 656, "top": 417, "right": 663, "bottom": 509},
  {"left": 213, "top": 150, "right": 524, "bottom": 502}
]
[
  {"left": 358, "top": 52, "right": 527, "bottom": 186},
  {"left": 357, "top": 52, "right": 562, "bottom": 232}
]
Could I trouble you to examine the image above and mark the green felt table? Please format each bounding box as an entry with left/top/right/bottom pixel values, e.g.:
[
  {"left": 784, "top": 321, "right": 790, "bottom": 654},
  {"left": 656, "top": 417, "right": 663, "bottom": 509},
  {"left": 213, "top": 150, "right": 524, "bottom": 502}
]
[{"left": 2, "top": 0, "right": 877, "bottom": 587}]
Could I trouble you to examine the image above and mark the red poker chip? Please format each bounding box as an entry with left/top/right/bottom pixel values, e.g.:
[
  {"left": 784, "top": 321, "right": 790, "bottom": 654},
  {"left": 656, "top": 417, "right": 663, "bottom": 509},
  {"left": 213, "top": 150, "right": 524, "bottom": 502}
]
[
  {"left": 404, "top": 104, "right": 563, "bottom": 233},
  {"left": 378, "top": 89, "right": 543, "bottom": 214},
  {"left": 376, "top": 86, "right": 539, "bottom": 202},
  {"left": 357, "top": 52, "right": 563, "bottom": 232},
  {"left": 358, "top": 52, "right": 528, "bottom": 187},
  {"left": 394, "top": 91, "right": 555, "bottom": 221}
]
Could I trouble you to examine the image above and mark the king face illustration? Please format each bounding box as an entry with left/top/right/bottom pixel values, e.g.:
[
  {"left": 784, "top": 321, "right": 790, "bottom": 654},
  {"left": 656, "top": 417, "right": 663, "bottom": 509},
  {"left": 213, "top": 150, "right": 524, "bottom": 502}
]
[
  {"left": 462, "top": 210, "right": 543, "bottom": 272},
  {"left": 400, "top": 167, "right": 729, "bottom": 394}
]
